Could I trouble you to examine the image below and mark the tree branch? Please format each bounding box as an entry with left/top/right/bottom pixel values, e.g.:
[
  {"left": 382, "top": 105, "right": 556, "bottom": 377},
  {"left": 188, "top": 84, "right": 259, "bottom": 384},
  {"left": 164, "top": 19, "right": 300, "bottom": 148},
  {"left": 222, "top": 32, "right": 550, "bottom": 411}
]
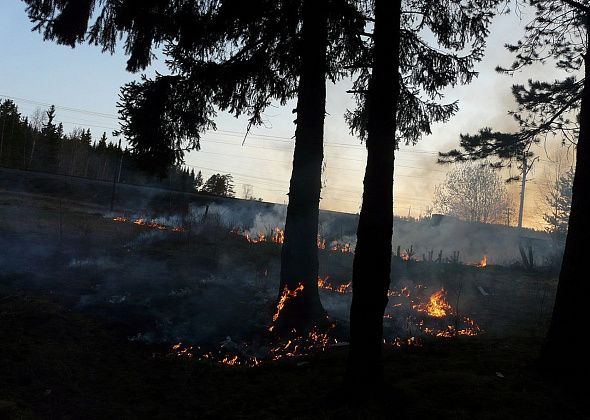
[{"left": 560, "top": 0, "right": 590, "bottom": 13}]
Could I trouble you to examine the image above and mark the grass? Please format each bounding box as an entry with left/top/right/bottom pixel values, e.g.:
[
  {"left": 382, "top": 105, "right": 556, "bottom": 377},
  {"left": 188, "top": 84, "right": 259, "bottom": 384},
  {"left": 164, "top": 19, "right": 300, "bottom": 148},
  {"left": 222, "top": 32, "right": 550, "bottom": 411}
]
[
  {"left": 1, "top": 291, "right": 588, "bottom": 420},
  {"left": 0, "top": 186, "right": 585, "bottom": 419}
]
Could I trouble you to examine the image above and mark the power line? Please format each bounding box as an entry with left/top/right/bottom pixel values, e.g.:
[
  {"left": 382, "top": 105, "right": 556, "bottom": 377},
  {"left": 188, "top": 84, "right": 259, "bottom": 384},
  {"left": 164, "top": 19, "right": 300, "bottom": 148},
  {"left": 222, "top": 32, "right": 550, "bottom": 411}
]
[{"left": 1, "top": 93, "right": 447, "bottom": 155}]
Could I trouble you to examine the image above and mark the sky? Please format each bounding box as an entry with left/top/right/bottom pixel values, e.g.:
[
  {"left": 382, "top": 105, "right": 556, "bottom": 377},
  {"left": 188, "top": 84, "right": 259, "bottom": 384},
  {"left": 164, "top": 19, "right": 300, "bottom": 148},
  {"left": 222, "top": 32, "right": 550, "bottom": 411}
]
[{"left": 0, "top": 1, "right": 578, "bottom": 229}]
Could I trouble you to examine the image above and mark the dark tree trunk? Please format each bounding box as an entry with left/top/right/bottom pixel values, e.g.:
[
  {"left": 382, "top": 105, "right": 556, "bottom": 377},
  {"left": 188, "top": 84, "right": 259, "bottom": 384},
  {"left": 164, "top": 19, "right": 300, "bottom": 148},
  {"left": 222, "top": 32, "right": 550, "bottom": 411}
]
[
  {"left": 277, "top": 0, "right": 329, "bottom": 331},
  {"left": 346, "top": 0, "right": 401, "bottom": 388},
  {"left": 542, "top": 16, "right": 590, "bottom": 374}
]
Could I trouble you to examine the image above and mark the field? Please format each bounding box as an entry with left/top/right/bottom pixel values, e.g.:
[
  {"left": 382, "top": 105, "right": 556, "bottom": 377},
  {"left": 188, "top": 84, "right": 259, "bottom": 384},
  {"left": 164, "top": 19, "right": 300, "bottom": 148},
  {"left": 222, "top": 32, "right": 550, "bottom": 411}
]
[{"left": 0, "top": 171, "right": 586, "bottom": 419}]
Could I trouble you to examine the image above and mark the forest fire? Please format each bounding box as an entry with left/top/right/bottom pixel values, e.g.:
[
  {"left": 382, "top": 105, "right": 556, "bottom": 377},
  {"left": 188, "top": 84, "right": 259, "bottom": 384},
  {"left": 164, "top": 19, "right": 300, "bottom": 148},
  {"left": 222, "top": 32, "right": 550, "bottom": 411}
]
[
  {"left": 272, "top": 227, "right": 285, "bottom": 244},
  {"left": 231, "top": 227, "right": 284, "bottom": 244},
  {"left": 169, "top": 325, "right": 339, "bottom": 367},
  {"left": 317, "top": 276, "right": 352, "bottom": 294},
  {"left": 330, "top": 241, "right": 353, "bottom": 253},
  {"left": 269, "top": 283, "right": 305, "bottom": 331},
  {"left": 112, "top": 216, "right": 186, "bottom": 232},
  {"left": 412, "top": 288, "right": 452, "bottom": 318},
  {"left": 388, "top": 286, "right": 410, "bottom": 297},
  {"left": 477, "top": 255, "right": 487, "bottom": 268},
  {"left": 167, "top": 283, "right": 483, "bottom": 368},
  {"left": 231, "top": 228, "right": 354, "bottom": 253}
]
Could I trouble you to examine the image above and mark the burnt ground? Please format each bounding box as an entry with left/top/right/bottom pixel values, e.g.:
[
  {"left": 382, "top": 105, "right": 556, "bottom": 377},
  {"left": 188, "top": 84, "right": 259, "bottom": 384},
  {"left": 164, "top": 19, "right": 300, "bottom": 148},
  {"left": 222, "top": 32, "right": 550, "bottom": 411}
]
[{"left": 0, "top": 188, "right": 586, "bottom": 419}]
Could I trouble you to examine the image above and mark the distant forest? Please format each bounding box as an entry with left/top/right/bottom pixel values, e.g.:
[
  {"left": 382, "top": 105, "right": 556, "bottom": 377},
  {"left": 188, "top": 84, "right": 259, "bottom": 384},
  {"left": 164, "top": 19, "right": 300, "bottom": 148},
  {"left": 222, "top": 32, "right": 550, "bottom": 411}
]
[{"left": 0, "top": 99, "right": 204, "bottom": 193}]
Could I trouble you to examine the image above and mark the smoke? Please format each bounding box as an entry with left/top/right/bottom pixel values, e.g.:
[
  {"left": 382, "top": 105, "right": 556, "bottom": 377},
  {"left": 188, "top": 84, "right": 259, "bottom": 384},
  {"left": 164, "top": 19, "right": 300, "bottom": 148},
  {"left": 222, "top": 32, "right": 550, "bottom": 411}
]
[{"left": 3, "top": 182, "right": 557, "bottom": 355}]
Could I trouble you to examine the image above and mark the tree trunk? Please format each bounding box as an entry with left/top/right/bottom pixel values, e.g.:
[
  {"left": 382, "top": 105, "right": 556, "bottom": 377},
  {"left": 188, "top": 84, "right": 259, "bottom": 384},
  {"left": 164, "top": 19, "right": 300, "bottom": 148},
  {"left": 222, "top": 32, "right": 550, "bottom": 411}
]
[
  {"left": 346, "top": 0, "right": 401, "bottom": 388},
  {"left": 277, "top": 0, "right": 328, "bottom": 331},
  {"left": 542, "top": 16, "right": 590, "bottom": 375}
]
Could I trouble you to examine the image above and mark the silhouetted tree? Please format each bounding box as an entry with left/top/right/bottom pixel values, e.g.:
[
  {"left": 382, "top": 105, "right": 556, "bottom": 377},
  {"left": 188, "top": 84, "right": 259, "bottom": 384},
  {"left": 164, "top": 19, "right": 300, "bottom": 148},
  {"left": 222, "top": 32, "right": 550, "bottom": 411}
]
[
  {"left": 437, "top": 0, "right": 590, "bottom": 374},
  {"left": 346, "top": 0, "right": 499, "bottom": 389},
  {"left": 0, "top": 100, "right": 22, "bottom": 166},
  {"left": 194, "top": 170, "right": 204, "bottom": 190},
  {"left": 22, "top": 0, "right": 365, "bottom": 330},
  {"left": 42, "top": 105, "right": 61, "bottom": 172},
  {"left": 543, "top": 166, "right": 574, "bottom": 245},
  {"left": 201, "top": 173, "right": 235, "bottom": 197}
]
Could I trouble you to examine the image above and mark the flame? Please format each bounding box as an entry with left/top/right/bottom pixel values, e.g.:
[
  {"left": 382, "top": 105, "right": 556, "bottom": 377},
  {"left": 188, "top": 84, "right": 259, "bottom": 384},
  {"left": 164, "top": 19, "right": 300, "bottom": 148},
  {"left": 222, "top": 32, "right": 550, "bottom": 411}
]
[
  {"left": 271, "top": 283, "right": 304, "bottom": 324},
  {"left": 317, "top": 276, "right": 352, "bottom": 294},
  {"left": 231, "top": 227, "right": 284, "bottom": 244},
  {"left": 330, "top": 241, "right": 353, "bottom": 253},
  {"left": 413, "top": 288, "right": 452, "bottom": 318},
  {"left": 221, "top": 355, "right": 239, "bottom": 366},
  {"left": 269, "top": 326, "right": 337, "bottom": 360},
  {"left": 232, "top": 228, "right": 354, "bottom": 254},
  {"left": 271, "top": 227, "right": 284, "bottom": 244},
  {"left": 171, "top": 342, "right": 194, "bottom": 358},
  {"left": 477, "top": 255, "right": 487, "bottom": 268},
  {"left": 387, "top": 287, "right": 410, "bottom": 298},
  {"left": 112, "top": 216, "right": 185, "bottom": 232}
]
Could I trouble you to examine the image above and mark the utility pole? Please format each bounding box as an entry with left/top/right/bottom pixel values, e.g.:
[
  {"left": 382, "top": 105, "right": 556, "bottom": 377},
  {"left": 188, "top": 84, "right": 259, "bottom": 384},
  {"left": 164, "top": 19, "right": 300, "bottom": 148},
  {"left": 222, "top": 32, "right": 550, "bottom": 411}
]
[
  {"left": 517, "top": 154, "right": 539, "bottom": 229},
  {"left": 517, "top": 154, "right": 527, "bottom": 229}
]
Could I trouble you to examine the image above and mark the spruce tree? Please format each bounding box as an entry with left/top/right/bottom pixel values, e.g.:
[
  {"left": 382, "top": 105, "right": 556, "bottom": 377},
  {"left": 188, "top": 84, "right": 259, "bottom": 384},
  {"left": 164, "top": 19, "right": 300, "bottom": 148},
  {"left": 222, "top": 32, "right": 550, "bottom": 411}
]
[
  {"left": 346, "top": 0, "right": 499, "bottom": 388},
  {"left": 436, "top": 0, "right": 590, "bottom": 374},
  {"left": 23, "top": 0, "right": 365, "bottom": 330},
  {"left": 42, "top": 105, "right": 61, "bottom": 173},
  {"left": 544, "top": 168, "right": 574, "bottom": 245}
]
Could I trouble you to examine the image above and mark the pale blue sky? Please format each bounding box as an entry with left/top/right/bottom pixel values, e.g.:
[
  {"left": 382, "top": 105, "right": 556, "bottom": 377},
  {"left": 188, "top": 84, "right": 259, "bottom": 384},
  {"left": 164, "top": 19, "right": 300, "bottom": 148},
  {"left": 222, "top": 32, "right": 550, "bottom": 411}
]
[{"left": 0, "top": 1, "right": 572, "bottom": 227}]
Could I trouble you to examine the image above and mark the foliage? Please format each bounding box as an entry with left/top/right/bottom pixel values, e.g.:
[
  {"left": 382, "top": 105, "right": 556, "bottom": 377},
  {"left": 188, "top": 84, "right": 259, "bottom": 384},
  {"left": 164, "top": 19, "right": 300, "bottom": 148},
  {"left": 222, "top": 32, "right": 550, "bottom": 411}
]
[
  {"left": 433, "top": 162, "right": 512, "bottom": 224},
  {"left": 346, "top": 0, "right": 499, "bottom": 144},
  {"left": 201, "top": 173, "right": 236, "bottom": 197},
  {"left": 0, "top": 99, "right": 204, "bottom": 192},
  {"left": 439, "top": 0, "right": 586, "bottom": 171},
  {"left": 23, "top": 0, "right": 366, "bottom": 174},
  {"left": 543, "top": 167, "right": 574, "bottom": 244}
]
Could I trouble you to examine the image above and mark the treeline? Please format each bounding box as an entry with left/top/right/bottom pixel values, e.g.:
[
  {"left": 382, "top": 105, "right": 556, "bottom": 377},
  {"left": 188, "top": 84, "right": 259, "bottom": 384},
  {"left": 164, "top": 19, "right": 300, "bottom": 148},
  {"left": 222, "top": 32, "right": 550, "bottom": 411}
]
[{"left": 0, "top": 99, "right": 204, "bottom": 192}]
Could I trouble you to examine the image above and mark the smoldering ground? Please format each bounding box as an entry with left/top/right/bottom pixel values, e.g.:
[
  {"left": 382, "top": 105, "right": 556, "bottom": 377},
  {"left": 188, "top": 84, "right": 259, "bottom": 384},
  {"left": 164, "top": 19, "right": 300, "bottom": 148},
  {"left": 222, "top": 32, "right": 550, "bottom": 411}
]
[{"left": 1, "top": 187, "right": 558, "bottom": 363}]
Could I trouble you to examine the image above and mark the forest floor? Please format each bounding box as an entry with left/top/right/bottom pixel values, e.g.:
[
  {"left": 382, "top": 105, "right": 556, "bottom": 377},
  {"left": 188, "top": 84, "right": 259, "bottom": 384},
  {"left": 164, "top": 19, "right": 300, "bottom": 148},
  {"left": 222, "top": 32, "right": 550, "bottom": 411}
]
[{"left": 0, "top": 188, "right": 585, "bottom": 419}]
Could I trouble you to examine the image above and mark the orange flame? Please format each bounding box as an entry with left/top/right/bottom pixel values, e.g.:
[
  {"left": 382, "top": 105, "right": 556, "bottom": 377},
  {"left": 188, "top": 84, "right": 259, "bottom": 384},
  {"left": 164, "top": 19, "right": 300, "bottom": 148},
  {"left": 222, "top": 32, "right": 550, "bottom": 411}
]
[
  {"left": 271, "top": 227, "right": 284, "bottom": 244},
  {"left": 330, "top": 241, "right": 352, "bottom": 253},
  {"left": 113, "top": 216, "right": 184, "bottom": 232},
  {"left": 477, "top": 255, "right": 487, "bottom": 268},
  {"left": 317, "top": 276, "right": 352, "bottom": 294},
  {"left": 413, "top": 288, "right": 452, "bottom": 318},
  {"left": 271, "top": 283, "right": 304, "bottom": 324}
]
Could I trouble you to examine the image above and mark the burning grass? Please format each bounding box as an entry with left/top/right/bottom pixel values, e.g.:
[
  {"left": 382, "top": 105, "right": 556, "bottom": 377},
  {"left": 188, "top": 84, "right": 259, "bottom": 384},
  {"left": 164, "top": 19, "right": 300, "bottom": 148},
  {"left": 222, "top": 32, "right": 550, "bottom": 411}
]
[
  {"left": 0, "top": 189, "right": 569, "bottom": 418},
  {"left": 0, "top": 293, "right": 582, "bottom": 419}
]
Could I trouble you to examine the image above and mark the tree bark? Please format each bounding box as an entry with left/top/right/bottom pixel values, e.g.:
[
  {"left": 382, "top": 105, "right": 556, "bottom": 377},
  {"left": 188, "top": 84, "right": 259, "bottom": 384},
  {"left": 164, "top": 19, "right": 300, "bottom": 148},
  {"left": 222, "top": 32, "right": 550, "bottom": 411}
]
[
  {"left": 346, "top": 0, "right": 401, "bottom": 388},
  {"left": 542, "top": 16, "right": 590, "bottom": 375},
  {"left": 277, "top": 0, "right": 329, "bottom": 331}
]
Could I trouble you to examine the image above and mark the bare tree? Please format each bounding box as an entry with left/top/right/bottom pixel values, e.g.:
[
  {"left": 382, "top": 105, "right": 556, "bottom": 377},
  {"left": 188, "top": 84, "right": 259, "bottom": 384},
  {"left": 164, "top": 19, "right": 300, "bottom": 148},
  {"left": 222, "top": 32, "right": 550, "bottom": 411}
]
[
  {"left": 242, "top": 184, "right": 254, "bottom": 200},
  {"left": 433, "top": 163, "right": 512, "bottom": 224}
]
